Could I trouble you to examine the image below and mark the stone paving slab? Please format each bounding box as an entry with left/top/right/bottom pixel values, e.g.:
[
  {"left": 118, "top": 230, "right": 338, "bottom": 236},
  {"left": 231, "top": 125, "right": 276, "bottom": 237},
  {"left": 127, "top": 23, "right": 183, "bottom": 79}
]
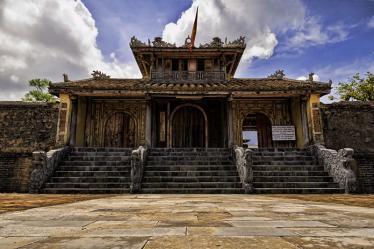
[{"left": 0, "top": 194, "right": 374, "bottom": 248}]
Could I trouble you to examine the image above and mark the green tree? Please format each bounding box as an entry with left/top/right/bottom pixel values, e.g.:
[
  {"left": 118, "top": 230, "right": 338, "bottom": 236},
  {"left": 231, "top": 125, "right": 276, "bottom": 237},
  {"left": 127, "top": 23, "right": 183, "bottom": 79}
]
[
  {"left": 336, "top": 72, "right": 374, "bottom": 101},
  {"left": 22, "top": 79, "right": 57, "bottom": 103}
]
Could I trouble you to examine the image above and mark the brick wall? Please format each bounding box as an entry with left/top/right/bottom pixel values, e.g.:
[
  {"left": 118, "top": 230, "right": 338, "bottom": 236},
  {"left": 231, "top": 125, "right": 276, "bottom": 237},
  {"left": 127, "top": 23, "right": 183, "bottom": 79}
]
[{"left": 0, "top": 102, "right": 58, "bottom": 192}]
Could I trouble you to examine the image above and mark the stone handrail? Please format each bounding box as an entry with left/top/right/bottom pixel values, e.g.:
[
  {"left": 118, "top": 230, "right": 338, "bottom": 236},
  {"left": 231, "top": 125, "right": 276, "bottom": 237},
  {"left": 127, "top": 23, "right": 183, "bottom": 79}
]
[
  {"left": 29, "top": 146, "right": 70, "bottom": 193},
  {"left": 309, "top": 144, "right": 358, "bottom": 193},
  {"left": 130, "top": 145, "right": 148, "bottom": 193},
  {"left": 233, "top": 146, "right": 254, "bottom": 193}
]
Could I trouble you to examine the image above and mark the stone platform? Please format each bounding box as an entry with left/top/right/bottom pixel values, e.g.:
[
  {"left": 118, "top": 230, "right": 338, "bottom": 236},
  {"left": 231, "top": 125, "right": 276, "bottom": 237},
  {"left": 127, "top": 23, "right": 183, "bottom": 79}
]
[{"left": 0, "top": 194, "right": 374, "bottom": 248}]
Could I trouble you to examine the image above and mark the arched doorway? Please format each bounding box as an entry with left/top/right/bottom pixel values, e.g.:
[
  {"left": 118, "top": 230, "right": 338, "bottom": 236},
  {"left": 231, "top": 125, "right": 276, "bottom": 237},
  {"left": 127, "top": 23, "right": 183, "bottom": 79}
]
[
  {"left": 104, "top": 112, "right": 135, "bottom": 147},
  {"left": 171, "top": 105, "right": 207, "bottom": 148},
  {"left": 242, "top": 113, "right": 273, "bottom": 148}
]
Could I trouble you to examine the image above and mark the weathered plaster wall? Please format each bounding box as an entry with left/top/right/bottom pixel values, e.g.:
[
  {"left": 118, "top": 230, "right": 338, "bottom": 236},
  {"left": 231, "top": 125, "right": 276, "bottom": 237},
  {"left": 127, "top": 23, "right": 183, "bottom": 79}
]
[
  {"left": 0, "top": 102, "right": 58, "bottom": 192},
  {"left": 321, "top": 101, "right": 374, "bottom": 193}
]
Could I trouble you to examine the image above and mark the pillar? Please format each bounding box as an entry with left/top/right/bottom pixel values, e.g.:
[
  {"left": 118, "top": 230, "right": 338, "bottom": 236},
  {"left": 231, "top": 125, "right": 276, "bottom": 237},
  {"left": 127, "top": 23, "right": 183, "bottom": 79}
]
[
  {"left": 227, "top": 96, "right": 234, "bottom": 148},
  {"left": 145, "top": 97, "right": 152, "bottom": 147}
]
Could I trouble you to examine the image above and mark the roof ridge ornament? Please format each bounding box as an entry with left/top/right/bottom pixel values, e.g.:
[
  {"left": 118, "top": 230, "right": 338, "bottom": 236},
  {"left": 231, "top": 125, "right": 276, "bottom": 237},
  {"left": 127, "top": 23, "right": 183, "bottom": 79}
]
[
  {"left": 91, "top": 70, "right": 110, "bottom": 80},
  {"left": 152, "top": 37, "right": 176, "bottom": 47},
  {"left": 268, "top": 70, "right": 285, "bottom": 79},
  {"left": 129, "top": 36, "right": 148, "bottom": 47}
]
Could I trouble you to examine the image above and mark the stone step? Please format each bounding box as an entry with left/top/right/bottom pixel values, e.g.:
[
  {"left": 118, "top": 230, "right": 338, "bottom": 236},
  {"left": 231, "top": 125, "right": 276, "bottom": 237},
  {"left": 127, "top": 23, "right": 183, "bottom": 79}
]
[
  {"left": 72, "top": 147, "right": 133, "bottom": 153},
  {"left": 49, "top": 177, "right": 131, "bottom": 183},
  {"left": 58, "top": 166, "right": 131, "bottom": 171},
  {"left": 147, "top": 156, "right": 232, "bottom": 161},
  {"left": 54, "top": 171, "right": 130, "bottom": 177},
  {"left": 252, "top": 152, "right": 312, "bottom": 156},
  {"left": 253, "top": 148, "right": 307, "bottom": 152},
  {"left": 148, "top": 152, "right": 231, "bottom": 157},
  {"left": 144, "top": 165, "right": 236, "bottom": 171},
  {"left": 253, "top": 182, "right": 339, "bottom": 188},
  {"left": 70, "top": 152, "right": 132, "bottom": 157},
  {"left": 252, "top": 165, "right": 324, "bottom": 171},
  {"left": 150, "top": 148, "right": 231, "bottom": 152},
  {"left": 141, "top": 188, "right": 244, "bottom": 194},
  {"left": 68, "top": 156, "right": 131, "bottom": 161},
  {"left": 252, "top": 156, "right": 314, "bottom": 161},
  {"left": 42, "top": 188, "right": 129, "bottom": 194},
  {"left": 62, "top": 161, "right": 131, "bottom": 166},
  {"left": 252, "top": 161, "right": 316, "bottom": 166},
  {"left": 147, "top": 161, "right": 234, "bottom": 166},
  {"left": 253, "top": 176, "right": 333, "bottom": 182},
  {"left": 253, "top": 171, "right": 329, "bottom": 177},
  {"left": 142, "top": 182, "right": 242, "bottom": 189},
  {"left": 143, "top": 170, "right": 239, "bottom": 177},
  {"left": 143, "top": 176, "right": 240, "bottom": 182},
  {"left": 254, "top": 188, "right": 345, "bottom": 194},
  {"left": 45, "top": 182, "right": 130, "bottom": 188}
]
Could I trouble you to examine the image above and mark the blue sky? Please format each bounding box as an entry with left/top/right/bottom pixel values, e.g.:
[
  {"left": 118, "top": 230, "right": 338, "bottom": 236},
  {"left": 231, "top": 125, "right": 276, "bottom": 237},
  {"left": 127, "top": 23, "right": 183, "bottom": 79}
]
[
  {"left": 82, "top": 0, "right": 374, "bottom": 83},
  {"left": 0, "top": 0, "right": 373, "bottom": 100}
]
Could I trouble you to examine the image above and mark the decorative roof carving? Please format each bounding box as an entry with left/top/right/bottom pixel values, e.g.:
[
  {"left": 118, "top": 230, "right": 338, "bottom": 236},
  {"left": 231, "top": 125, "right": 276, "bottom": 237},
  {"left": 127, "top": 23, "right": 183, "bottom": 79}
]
[
  {"left": 91, "top": 70, "right": 110, "bottom": 79},
  {"left": 129, "top": 36, "right": 148, "bottom": 47},
  {"left": 225, "top": 36, "right": 246, "bottom": 48},
  {"left": 200, "top": 37, "right": 224, "bottom": 48},
  {"left": 130, "top": 36, "right": 246, "bottom": 49},
  {"left": 268, "top": 70, "right": 285, "bottom": 80},
  {"left": 152, "top": 37, "right": 176, "bottom": 47}
]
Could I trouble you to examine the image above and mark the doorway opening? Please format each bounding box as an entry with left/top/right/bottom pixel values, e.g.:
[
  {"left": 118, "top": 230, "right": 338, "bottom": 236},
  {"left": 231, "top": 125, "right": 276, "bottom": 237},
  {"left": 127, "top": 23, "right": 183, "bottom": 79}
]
[
  {"left": 104, "top": 112, "right": 135, "bottom": 147},
  {"left": 242, "top": 113, "right": 273, "bottom": 148},
  {"left": 171, "top": 105, "right": 207, "bottom": 147}
]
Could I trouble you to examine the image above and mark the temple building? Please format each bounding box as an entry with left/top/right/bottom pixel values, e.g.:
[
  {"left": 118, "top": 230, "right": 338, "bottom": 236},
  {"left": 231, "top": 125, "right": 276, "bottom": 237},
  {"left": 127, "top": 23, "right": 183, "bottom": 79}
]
[
  {"left": 44, "top": 21, "right": 349, "bottom": 194},
  {"left": 50, "top": 36, "right": 330, "bottom": 151}
]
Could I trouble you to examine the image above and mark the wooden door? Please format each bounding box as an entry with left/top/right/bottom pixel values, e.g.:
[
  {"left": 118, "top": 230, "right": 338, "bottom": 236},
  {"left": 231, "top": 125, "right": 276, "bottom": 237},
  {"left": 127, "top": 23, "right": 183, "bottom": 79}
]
[
  {"left": 256, "top": 113, "right": 273, "bottom": 148},
  {"left": 172, "top": 106, "right": 205, "bottom": 147},
  {"left": 104, "top": 112, "right": 135, "bottom": 147}
]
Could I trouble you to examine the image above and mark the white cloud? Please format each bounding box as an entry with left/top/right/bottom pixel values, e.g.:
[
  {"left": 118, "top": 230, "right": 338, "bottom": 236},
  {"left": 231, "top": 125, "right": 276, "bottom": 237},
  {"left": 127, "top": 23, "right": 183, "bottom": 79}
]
[
  {"left": 162, "top": 0, "right": 350, "bottom": 76},
  {"left": 0, "top": 0, "right": 140, "bottom": 100},
  {"left": 368, "top": 15, "right": 374, "bottom": 28},
  {"left": 162, "top": 0, "right": 306, "bottom": 66},
  {"left": 288, "top": 17, "right": 349, "bottom": 48},
  {"left": 296, "top": 74, "right": 320, "bottom": 81}
]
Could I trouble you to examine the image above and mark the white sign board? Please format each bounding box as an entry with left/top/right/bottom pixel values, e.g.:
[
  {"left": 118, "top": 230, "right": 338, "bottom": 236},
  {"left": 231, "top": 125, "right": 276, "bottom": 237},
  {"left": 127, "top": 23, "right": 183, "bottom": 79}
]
[{"left": 272, "top": 126, "right": 296, "bottom": 141}]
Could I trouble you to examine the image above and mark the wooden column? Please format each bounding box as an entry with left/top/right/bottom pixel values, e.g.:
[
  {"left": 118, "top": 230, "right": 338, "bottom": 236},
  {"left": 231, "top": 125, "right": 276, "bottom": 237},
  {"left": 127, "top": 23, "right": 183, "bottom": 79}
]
[
  {"left": 68, "top": 97, "right": 78, "bottom": 146},
  {"left": 145, "top": 97, "right": 152, "bottom": 147},
  {"left": 227, "top": 96, "right": 234, "bottom": 148},
  {"left": 301, "top": 97, "right": 310, "bottom": 147}
]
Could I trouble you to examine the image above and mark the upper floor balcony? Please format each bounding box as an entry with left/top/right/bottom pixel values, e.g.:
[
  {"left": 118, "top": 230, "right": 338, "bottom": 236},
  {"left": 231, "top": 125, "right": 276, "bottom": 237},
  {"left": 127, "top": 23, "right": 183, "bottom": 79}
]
[{"left": 150, "top": 71, "right": 227, "bottom": 83}]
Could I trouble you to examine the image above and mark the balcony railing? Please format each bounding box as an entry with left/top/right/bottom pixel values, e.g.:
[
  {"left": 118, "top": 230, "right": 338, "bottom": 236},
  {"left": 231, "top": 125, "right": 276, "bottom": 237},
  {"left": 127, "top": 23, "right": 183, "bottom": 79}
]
[{"left": 150, "top": 71, "right": 226, "bottom": 83}]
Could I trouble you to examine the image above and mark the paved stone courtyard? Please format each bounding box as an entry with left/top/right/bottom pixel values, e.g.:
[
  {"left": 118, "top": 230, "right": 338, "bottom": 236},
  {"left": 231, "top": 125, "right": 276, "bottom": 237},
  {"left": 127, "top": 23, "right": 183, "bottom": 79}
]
[{"left": 1, "top": 195, "right": 374, "bottom": 248}]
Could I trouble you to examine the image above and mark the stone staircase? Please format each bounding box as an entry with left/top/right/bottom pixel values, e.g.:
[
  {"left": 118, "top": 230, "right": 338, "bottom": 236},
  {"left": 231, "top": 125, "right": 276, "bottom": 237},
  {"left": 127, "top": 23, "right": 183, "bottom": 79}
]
[
  {"left": 42, "top": 147, "right": 132, "bottom": 194},
  {"left": 141, "top": 148, "right": 244, "bottom": 194},
  {"left": 251, "top": 148, "right": 345, "bottom": 194}
]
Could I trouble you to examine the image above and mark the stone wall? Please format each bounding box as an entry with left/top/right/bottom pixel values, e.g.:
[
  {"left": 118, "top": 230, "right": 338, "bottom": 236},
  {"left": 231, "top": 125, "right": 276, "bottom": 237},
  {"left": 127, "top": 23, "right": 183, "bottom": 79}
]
[
  {"left": 321, "top": 101, "right": 374, "bottom": 153},
  {"left": 354, "top": 153, "right": 374, "bottom": 193},
  {"left": 0, "top": 101, "right": 59, "bottom": 153},
  {"left": 321, "top": 101, "right": 374, "bottom": 193},
  {"left": 0, "top": 102, "right": 58, "bottom": 192}
]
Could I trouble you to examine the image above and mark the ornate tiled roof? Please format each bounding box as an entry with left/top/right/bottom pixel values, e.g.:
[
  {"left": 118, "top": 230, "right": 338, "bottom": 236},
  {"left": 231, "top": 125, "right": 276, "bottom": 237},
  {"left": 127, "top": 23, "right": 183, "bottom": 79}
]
[{"left": 49, "top": 77, "right": 331, "bottom": 95}]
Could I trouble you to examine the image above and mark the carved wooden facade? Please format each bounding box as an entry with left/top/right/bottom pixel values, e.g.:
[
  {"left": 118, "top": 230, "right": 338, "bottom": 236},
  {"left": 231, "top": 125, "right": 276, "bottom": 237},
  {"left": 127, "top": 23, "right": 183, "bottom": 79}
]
[
  {"left": 85, "top": 99, "right": 146, "bottom": 147},
  {"left": 50, "top": 36, "right": 331, "bottom": 149},
  {"left": 232, "top": 99, "right": 294, "bottom": 147}
]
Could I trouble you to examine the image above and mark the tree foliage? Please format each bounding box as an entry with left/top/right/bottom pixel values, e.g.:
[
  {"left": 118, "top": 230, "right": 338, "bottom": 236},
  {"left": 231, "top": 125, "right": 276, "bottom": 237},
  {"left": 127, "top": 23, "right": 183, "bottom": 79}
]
[
  {"left": 337, "top": 72, "right": 374, "bottom": 101},
  {"left": 22, "top": 79, "right": 57, "bottom": 103}
]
